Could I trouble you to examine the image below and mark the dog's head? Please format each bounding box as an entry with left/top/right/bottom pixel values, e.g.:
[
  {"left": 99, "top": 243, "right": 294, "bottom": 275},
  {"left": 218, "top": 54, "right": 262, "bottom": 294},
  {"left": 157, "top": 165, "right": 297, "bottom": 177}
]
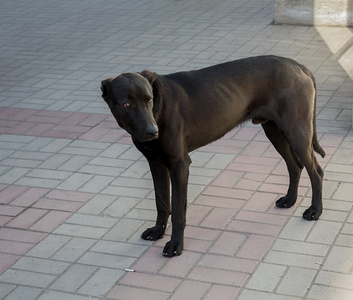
[{"left": 101, "top": 71, "right": 159, "bottom": 142}]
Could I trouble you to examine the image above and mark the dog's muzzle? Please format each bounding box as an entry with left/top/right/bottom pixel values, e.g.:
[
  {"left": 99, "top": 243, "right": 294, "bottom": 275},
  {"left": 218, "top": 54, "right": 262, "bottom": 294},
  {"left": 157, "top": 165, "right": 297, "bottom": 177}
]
[{"left": 145, "top": 124, "right": 159, "bottom": 140}]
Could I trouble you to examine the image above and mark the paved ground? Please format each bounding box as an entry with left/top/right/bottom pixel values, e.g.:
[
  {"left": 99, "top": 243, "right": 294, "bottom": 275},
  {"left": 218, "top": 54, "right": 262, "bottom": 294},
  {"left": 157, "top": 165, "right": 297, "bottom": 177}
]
[{"left": 0, "top": 0, "right": 352, "bottom": 299}]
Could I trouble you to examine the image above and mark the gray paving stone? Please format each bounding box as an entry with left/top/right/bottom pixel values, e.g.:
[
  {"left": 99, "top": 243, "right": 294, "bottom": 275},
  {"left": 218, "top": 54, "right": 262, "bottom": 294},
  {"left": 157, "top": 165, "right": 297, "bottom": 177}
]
[
  {"left": 306, "top": 220, "right": 343, "bottom": 245},
  {"left": 77, "top": 268, "right": 124, "bottom": 297},
  {"left": 189, "top": 166, "right": 221, "bottom": 178},
  {"left": 265, "top": 250, "right": 324, "bottom": 269},
  {"left": 37, "top": 290, "right": 98, "bottom": 300},
  {"left": 10, "top": 150, "right": 52, "bottom": 161},
  {"left": 3, "top": 286, "right": 42, "bottom": 300},
  {"left": 188, "top": 183, "right": 206, "bottom": 202},
  {"left": 0, "top": 150, "right": 13, "bottom": 161},
  {"left": 315, "top": 270, "right": 353, "bottom": 290},
  {"left": 101, "top": 185, "right": 151, "bottom": 198},
  {"left": 238, "top": 290, "right": 300, "bottom": 300},
  {"left": 21, "top": 137, "right": 54, "bottom": 151},
  {"left": 15, "top": 177, "right": 61, "bottom": 189},
  {"left": 2, "top": 158, "right": 41, "bottom": 168},
  {"left": 0, "top": 166, "right": 11, "bottom": 177},
  {"left": 54, "top": 223, "right": 107, "bottom": 239},
  {"left": 120, "top": 161, "right": 150, "bottom": 178},
  {"left": 69, "top": 140, "right": 110, "bottom": 150},
  {"left": 57, "top": 156, "right": 92, "bottom": 172},
  {"left": 205, "top": 153, "right": 236, "bottom": 169},
  {"left": 279, "top": 217, "right": 315, "bottom": 241},
  {"left": 40, "top": 139, "right": 72, "bottom": 153},
  {"left": 88, "top": 157, "right": 134, "bottom": 169},
  {"left": 119, "top": 146, "right": 143, "bottom": 160},
  {"left": 51, "top": 238, "right": 96, "bottom": 262},
  {"left": 38, "top": 154, "right": 72, "bottom": 170},
  {"left": 59, "top": 146, "right": 101, "bottom": 157},
  {"left": 246, "top": 263, "right": 286, "bottom": 292},
  {"left": 125, "top": 208, "right": 157, "bottom": 222},
  {"left": 65, "top": 213, "right": 116, "bottom": 228},
  {"left": 322, "top": 245, "right": 353, "bottom": 273},
  {"left": 90, "top": 240, "right": 147, "bottom": 257},
  {"left": 0, "top": 269, "right": 56, "bottom": 288},
  {"left": 272, "top": 239, "right": 329, "bottom": 257},
  {"left": 0, "top": 135, "right": 35, "bottom": 144},
  {"left": 111, "top": 177, "right": 153, "bottom": 189},
  {"left": 26, "top": 169, "right": 72, "bottom": 180},
  {"left": 49, "top": 264, "right": 97, "bottom": 292},
  {"left": 12, "top": 257, "right": 70, "bottom": 275},
  {"left": 102, "top": 196, "right": 140, "bottom": 218},
  {"left": 26, "top": 235, "right": 71, "bottom": 259},
  {"left": 307, "top": 285, "right": 353, "bottom": 300},
  {"left": 78, "top": 175, "right": 115, "bottom": 193},
  {"left": 77, "top": 194, "right": 116, "bottom": 215},
  {"left": 56, "top": 173, "right": 93, "bottom": 191},
  {"left": 78, "top": 165, "right": 124, "bottom": 177},
  {"left": 276, "top": 267, "right": 317, "bottom": 297},
  {"left": 103, "top": 218, "right": 145, "bottom": 242},
  {"left": 0, "top": 167, "right": 31, "bottom": 184},
  {"left": 78, "top": 252, "right": 136, "bottom": 269},
  {"left": 0, "top": 283, "right": 15, "bottom": 299}
]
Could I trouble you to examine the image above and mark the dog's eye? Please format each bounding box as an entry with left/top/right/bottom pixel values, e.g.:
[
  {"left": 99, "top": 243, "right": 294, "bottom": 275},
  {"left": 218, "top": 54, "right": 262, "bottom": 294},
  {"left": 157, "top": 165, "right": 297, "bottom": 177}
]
[
  {"left": 123, "top": 102, "right": 131, "bottom": 108},
  {"left": 148, "top": 99, "right": 153, "bottom": 105}
]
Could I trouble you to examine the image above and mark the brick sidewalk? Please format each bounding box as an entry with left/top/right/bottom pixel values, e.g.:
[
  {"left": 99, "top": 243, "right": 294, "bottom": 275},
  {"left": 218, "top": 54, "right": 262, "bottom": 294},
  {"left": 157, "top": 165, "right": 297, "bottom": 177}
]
[{"left": 0, "top": 0, "right": 352, "bottom": 299}]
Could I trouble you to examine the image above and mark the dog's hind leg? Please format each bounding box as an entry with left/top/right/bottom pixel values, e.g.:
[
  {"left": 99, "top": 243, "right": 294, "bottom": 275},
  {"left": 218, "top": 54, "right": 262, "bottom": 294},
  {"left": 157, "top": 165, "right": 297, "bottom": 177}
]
[
  {"left": 279, "top": 124, "right": 324, "bottom": 220},
  {"left": 262, "top": 121, "right": 303, "bottom": 209},
  {"left": 287, "top": 135, "right": 324, "bottom": 220}
]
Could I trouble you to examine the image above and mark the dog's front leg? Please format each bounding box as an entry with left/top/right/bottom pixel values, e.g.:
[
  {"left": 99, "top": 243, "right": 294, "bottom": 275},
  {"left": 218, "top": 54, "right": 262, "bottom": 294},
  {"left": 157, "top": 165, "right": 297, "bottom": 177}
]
[
  {"left": 163, "top": 156, "right": 191, "bottom": 257},
  {"left": 141, "top": 160, "right": 170, "bottom": 241}
]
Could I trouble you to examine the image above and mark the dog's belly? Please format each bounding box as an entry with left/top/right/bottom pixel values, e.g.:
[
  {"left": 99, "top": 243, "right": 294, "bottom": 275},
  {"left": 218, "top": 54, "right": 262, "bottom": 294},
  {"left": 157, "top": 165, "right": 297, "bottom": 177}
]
[{"left": 185, "top": 103, "right": 249, "bottom": 152}]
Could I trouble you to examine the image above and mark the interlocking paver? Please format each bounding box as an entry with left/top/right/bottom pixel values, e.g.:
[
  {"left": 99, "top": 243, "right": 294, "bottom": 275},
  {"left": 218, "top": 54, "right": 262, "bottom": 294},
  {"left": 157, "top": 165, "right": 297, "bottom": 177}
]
[
  {"left": 119, "top": 272, "right": 181, "bottom": 292},
  {"left": 170, "top": 280, "right": 210, "bottom": 300},
  {"left": 203, "top": 285, "right": 240, "bottom": 300},
  {"left": 246, "top": 263, "right": 286, "bottom": 292},
  {"left": 160, "top": 251, "right": 202, "bottom": 278},
  {"left": 0, "top": 0, "right": 352, "bottom": 299},
  {"left": 49, "top": 264, "right": 97, "bottom": 293},
  {"left": 238, "top": 289, "right": 300, "bottom": 300},
  {"left": 3, "top": 286, "right": 42, "bottom": 300},
  {"left": 106, "top": 285, "right": 169, "bottom": 300},
  {"left": 0, "top": 269, "right": 56, "bottom": 288},
  {"left": 209, "top": 231, "right": 246, "bottom": 256},
  {"left": 77, "top": 268, "right": 124, "bottom": 297},
  {"left": 12, "top": 257, "right": 70, "bottom": 275},
  {"left": 188, "top": 266, "right": 249, "bottom": 286}
]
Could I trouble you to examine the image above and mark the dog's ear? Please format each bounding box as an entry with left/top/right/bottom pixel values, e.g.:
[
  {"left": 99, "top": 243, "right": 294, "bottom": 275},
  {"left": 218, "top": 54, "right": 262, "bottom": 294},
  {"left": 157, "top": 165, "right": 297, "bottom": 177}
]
[
  {"left": 101, "top": 78, "right": 112, "bottom": 99},
  {"left": 140, "top": 70, "right": 156, "bottom": 85}
]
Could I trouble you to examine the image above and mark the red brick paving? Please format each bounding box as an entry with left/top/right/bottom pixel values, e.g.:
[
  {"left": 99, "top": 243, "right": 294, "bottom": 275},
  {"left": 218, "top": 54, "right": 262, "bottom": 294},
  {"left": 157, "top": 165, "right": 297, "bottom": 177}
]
[
  {"left": 0, "top": 184, "right": 95, "bottom": 274},
  {"left": 0, "top": 107, "right": 126, "bottom": 142}
]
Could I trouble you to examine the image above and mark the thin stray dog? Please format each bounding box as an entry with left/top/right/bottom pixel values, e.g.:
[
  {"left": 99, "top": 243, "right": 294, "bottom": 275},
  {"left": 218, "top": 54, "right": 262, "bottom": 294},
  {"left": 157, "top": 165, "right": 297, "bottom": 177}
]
[{"left": 101, "top": 55, "right": 325, "bottom": 257}]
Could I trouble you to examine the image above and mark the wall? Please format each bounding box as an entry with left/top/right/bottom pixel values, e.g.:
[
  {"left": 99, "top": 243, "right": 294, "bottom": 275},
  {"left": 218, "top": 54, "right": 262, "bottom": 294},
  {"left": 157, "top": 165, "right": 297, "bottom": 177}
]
[{"left": 274, "top": 0, "right": 353, "bottom": 26}]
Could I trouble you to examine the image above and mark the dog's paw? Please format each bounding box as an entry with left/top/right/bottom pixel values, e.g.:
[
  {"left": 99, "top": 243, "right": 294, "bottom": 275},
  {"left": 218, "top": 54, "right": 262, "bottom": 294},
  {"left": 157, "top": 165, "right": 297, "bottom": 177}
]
[
  {"left": 140, "top": 226, "right": 165, "bottom": 241},
  {"left": 163, "top": 241, "right": 183, "bottom": 257},
  {"left": 303, "top": 206, "right": 322, "bottom": 221},
  {"left": 276, "top": 196, "right": 296, "bottom": 208}
]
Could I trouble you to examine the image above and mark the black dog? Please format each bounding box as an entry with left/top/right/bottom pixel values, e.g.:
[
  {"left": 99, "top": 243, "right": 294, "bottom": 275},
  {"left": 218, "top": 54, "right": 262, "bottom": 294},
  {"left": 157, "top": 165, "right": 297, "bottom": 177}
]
[{"left": 101, "top": 55, "right": 325, "bottom": 257}]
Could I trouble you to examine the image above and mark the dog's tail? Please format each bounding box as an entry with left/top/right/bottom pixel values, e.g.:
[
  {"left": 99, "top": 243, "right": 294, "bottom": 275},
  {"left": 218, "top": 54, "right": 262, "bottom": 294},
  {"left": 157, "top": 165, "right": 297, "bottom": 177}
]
[{"left": 309, "top": 70, "right": 326, "bottom": 158}]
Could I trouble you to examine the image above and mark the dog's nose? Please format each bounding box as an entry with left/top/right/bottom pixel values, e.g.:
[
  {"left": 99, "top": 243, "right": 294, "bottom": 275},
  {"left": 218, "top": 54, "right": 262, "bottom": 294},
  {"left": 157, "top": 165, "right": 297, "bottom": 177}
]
[{"left": 145, "top": 124, "right": 159, "bottom": 138}]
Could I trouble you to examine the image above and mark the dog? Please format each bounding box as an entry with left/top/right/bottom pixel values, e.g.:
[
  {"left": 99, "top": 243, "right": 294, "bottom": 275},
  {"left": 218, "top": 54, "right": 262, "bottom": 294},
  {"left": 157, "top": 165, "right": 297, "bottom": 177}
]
[{"left": 101, "top": 55, "right": 325, "bottom": 257}]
